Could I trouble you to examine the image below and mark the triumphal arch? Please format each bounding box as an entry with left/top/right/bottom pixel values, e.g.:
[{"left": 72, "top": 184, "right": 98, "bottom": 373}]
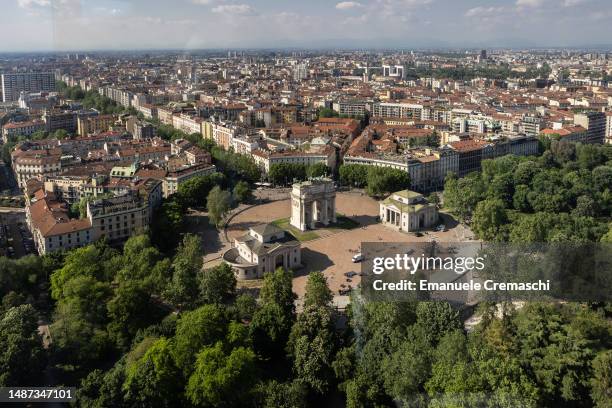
[{"left": 290, "top": 178, "right": 337, "bottom": 231}]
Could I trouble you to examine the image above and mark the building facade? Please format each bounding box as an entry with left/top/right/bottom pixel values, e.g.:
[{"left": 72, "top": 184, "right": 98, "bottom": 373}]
[
  {"left": 380, "top": 190, "right": 438, "bottom": 232},
  {"left": 223, "top": 224, "right": 301, "bottom": 280},
  {"left": 1, "top": 72, "right": 55, "bottom": 102}
]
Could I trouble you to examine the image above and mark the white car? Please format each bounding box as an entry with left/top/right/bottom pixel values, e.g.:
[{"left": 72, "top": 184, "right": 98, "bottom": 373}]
[{"left": 352, "top": 253, "right": 364, "bottom": 263}]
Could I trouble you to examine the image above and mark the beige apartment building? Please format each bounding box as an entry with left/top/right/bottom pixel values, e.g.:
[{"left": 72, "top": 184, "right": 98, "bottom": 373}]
[
  {"left": 27, "top": 179, "right": 162, "bottom": 254},
  {"left": 77, "top": 114, "right": 116, "bottom": 136}
]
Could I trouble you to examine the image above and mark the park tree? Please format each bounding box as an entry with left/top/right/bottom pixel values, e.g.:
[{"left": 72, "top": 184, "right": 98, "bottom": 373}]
[
  {"left": 55, "top": 275, "right": 112, "bottom": 327},
  {"left": 199, "top": 263, "right": 237, "bottom": 304},
  {"left": 365, "top": 167, "right": 410, "bottom": 197},
  {"left": 123, "top": 338, "right": 184, "bottom": 407},
  {"left": 177, "top": 173, "right": 226, "bottom": 208},
  {"left": 258, "top": 380, "right": 308, "bottom": 408},
  {"left": 415, "top": 302, "right": 462, "bottom": 346},
  {"left": 268, "top": 163, "right": 307, "bottom": 186},
  {"left": 472, "top": 198, "right": 509, "bottom": 241},
  {"left": 116, "top": 235, "right": 169, "bottom": 292},
  {"left": 165, "top": 234, "right": 202, "bottom": 308},
  {"left": 339, "top": 164, "right": 368, "bottom": 188},
  {"left": 260, "top": 267, "right": 297, "bottom": 317},
  {"left": 50, "top": 244, "right": 117, "bottom": 300},
  {"left": 186, "top": 342, "right": 257, "bottom": 407},
  {"left": 443, "top": 172, "right": 485, "bottom": 222},
  {"left": 573, "top": 195, "right": 597, "bottom": 217},
  {"left": 235, "top": 293, "right": 257, "bottom": 321},
  {"left": 173, "top": 304, "right": 227, "bottom": 376},
  {"left": 232, "top": 180, "right": 252, "bottom": 204},
  {"left": 513, "top": 184, "right": 532, "bottom": 212},
  {"left": 250, "top": 302, "right": 294, "bottom": 360},
  {"left": 303, "top": 271, "right": 333, "bottom": 308},
  {"left": 150, "top": 198, "right": 184, "bottom": 252},
  {"left": 381, "top": 325, "right": 432, "bottom": 405},
  {"left": 53, "top": 129, "right": 70, "bottom": 139},
  {"left": 107, "top": 281, "right": 159, "bottom": 350},
  {"left": 591, "top": 350, "right": 612, "bottom": 408},
  {"left": 77, "top": 361, "right": 127, "bottom": 408},
  {"left": 249, "top": 269, "right": 296, "bottom": 359},
  {"left": 306, "top": 162, "right": 329, "bottom": 179},
  {"left": 0, "top": 305, "right": 46, "bottom": 386},
  {"left": 207, "top": 186, "right": 232, "bottom": 227},
  {"left": 514, "top": 160, "right": 540, "bottom": 185},
  {"left": 428, "top": 192, "right": 441, "bottom": 208},
  {"left": 288, "top": 304, "right": 337, "bottom": 394},
  {"left": 0, "top": 255, "right": 45, "bottom": 300}
]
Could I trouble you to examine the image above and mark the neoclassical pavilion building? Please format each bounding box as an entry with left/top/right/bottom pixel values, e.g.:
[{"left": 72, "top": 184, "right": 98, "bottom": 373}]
[
  {"left": 223, "top": 223, "right": 301, "bottom": 280},
  {"left": 379, "top": 190, "right": 438, "bottom": 232}
]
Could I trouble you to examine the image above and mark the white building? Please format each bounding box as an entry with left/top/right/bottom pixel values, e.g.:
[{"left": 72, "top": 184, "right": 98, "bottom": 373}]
[
  {"left": 1, "top": 72, "right": 55, "bottom": 102},
  {"left": 222, "top": 224, "right": 301, "bottom": 280},
  {"left": 380, "top": 190, "right": 438, "bottom": 232}
]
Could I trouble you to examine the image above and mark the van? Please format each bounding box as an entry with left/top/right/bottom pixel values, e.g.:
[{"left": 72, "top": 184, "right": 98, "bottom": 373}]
[{"left": 352, "top": 253, "right": 364, "bottom": 263}]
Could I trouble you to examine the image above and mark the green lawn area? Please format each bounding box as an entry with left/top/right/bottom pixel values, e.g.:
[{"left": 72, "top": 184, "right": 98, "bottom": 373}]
[
  {"left": 272, "top": 214, "right": 360, "bottom": 242},
  {"left": 271, "top": 218, "right": 320, "bottom": 242}
]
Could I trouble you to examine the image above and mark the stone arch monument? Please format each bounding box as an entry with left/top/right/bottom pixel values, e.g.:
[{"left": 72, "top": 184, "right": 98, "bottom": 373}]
[{"left": 290, "top": 178, "right": 337, "bottom": 231}]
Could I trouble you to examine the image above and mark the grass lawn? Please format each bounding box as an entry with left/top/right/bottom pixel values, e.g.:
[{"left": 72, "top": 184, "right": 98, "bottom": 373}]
[
  {"left": 271, "top": 218, "right": 320, "bottom": 242},
  {"left": 272, "top": 213, "right": 360, "bottom": 242}
]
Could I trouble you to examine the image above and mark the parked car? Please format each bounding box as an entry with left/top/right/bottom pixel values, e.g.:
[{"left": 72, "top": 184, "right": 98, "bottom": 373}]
[
  {"left": 344, "top": 271, "right": 357, "bottom": 277},
  {"left": 352, "top": 253, "right": 364, "bottom": 263}
]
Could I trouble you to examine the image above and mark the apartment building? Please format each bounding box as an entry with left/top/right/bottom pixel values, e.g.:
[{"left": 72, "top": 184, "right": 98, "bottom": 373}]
[
  {"left": 98, "top": 86, "right": 133, "bottom": 108},
  {"left": 27, "top": 189, "right": 94, "bottom": 254},
  {"left": 157, "top": 106, "right": 178, "bottom": 125},
  {"left": 332, "top": 99, "right": 370, "bottom": 117},
  {"left": 86, "top": 179, "right": 162, "bottom": 244},
  {"left": 1, "top": 72, "right": 55, "bottom": 102},
  {"left": 77, "top": 114, "right": 116, "bottom": 136},
  {"left": 172, "top": 113, "right": 202, "bottom": 135},
  {"left": 43, "top": 111, "right": 78, "bottom": 134},
  {"left": 163, "top": 162, "right": 216, "bottom": 197},
  {"left": 407, "top": 147, "right": 459, "bottom": 192},
  {"left": 28, "top": 178, "right": 161, "bottom": 255},
  {"left": 136, "top": 104, "right": 157, "bottom": 120},
  {"left": 2, "top": 120, "right": 45, "bottom": 141},
  {"left": 251, "top": 148, "right": 335, "bottom": 173},
  {"left": 574, "top": 111, "right": 606, "bottom": 144},
  {"left": 43, "top": 175, "right": 89, "bottom": 204},
  {"left": 11, "top": 146, "right": 63, "bottom": 188},
  {"left": 372, "top": 102, "right": 423, "bottom": 119}
]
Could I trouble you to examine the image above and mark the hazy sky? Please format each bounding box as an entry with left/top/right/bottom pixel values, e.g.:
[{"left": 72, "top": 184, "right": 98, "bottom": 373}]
[{"left": 2, "top": 0, "right": 612, "bottom": 51}]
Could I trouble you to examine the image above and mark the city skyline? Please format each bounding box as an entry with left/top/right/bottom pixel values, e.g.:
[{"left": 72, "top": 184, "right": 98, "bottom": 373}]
[{"left": 2, "top": 0, "right": 612, "bottom": 52}]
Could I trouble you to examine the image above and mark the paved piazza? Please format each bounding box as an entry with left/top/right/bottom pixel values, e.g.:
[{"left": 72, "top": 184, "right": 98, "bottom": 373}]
[{"left": 224, "top": 190, "right": 473, "bottom": 305}]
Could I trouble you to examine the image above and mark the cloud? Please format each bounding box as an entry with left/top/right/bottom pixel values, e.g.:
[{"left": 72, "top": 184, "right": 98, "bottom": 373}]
[
  {"left": 465, "top": 6, "right": 505, "bottom": 17},
  {"left": 17, "top": 0, "right": 50, "bottom": 8},
  {"left": 336, "top": 1, "right": 363, "bottom": 10},
  {"left": 516, "top": 0, "right": 545, "bottom": 8},
  {"left": 563, "top": 0, "right": 587, "bottom": 6},
  {"left": 211, "top": 4, "right": 256, "bottom": 15},
  {"left": 342, "top": 13, "right": 369, "bottom": 24}
]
